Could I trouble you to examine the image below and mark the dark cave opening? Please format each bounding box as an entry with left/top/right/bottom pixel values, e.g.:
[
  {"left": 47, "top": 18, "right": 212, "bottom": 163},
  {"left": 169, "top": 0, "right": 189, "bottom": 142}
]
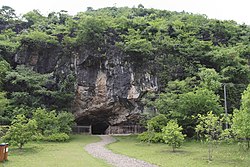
[
  {"left": 91, "top": 122, "right": 109, "bottom": 134},
  {"left": 76, "top": 112, "right": 110, "bottom": 135}
]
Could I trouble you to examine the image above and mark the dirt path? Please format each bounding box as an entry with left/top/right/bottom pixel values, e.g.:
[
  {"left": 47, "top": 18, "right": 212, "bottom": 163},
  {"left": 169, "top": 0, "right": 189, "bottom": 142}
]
[{"left": 85, "top": 135, "right": 158, "bottom": 167}]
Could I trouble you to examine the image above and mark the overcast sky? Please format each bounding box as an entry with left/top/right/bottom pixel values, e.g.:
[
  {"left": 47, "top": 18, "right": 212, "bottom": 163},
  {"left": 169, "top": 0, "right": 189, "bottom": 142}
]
[{"left": 0, "top": 0, "right": 249, "bottom": 25}]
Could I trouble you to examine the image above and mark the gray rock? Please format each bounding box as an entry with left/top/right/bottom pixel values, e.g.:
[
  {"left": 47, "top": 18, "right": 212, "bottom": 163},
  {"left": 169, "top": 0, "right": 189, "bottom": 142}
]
[{"left": 15, "top": 43, "right": 159, "bottom": 126}]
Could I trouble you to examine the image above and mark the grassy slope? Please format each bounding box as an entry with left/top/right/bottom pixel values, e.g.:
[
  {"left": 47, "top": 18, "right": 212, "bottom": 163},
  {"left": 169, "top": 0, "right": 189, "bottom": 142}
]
[
  {"left": 107, "top": 135, "right": 250, "bottom": 167},
  {"left": 2, "top": 135, "right": 110, "bottom": 167}
]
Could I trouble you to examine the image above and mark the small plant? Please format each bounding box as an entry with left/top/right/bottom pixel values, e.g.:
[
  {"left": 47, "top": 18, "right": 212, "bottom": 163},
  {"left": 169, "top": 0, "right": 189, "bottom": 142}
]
[
  {"left": 232, "top": 84, "right": 250, "bottom": 150},
  {"left": 3, "top": 114, "right": 37, "bottom": 149},
  {"left": 162, "top": 120, "right": 186, "bottom": 152},
  {"left": 42, "top": 133, "right": 70, "bottom": 142},
  {"left": 138, "top": 132, "right": 164, "bottom": 143},
  {"left": 195, "top": 111, "right": 230, "bottom": 161},
  {"left": 138, "top": 114, "right": 168, "bottom": 143}
]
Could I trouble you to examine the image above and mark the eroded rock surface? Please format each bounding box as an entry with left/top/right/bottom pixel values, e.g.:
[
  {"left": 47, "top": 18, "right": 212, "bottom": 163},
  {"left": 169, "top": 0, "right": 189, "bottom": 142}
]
[{"left": 15, "top": 44, "right": 159, "bottom": 126}]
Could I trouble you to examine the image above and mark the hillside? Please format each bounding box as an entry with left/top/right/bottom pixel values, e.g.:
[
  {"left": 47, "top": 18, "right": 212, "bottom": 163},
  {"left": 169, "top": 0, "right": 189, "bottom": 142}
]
[{"left": 0, "top": 5, "right": 250, "bottom": 134}]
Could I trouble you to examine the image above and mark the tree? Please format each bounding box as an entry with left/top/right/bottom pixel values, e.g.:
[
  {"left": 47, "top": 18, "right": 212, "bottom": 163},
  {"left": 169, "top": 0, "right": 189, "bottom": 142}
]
[
  {"left": 33, "top": 108, "right": 58, "bottom": 135},
  {"left": 155, "top": 77, "right": 196, "bottom": 115},
  {"left": 77, "top": 15, "right": 107, "bottom": 46},
  {"left": 178, "top": 89, "right": 222, "bottom": 117},
  {"left": 0, "top": 92, "right": 9, "bottom": 117},
  {"left": 138, "top": 114, "right": 168, "bottom": 143},
  {"left": 20, "top": 30, "right": 58, "bottom": 46},
  {"left": 33, "top": 108, "right": 75, "bottom": 136},
  {"left": 57, "top": 111, "right": 75, "bottom": 134},
  {"left": 121, "top": 28, "right": 154, "bottom": 55},
  {"left": 4, "top": 65, "right": 74, "bottom": 111},
  {"left": 197, "top": 67, "right": 221, "bottom": 92},
  {"left": 233, "top": 109, "right": 250, "bottom": 150},
  {"left": 3, "top": 114, "right": 37, "bottom": 149},
  {"left": 22, "top": 10, "right": 45, "bottom": 26},
  {"left": 232, "top": 84, "right": 250, "bottom": 150},
  {"left": 195, "top": 111, "right": 230, "bottom": 161},
  {"left": 147, "top": 114, "right": 169, "bottom": 133},
  {"left": 0, "top": 59, "right": 10, "bottom": 89},
  {"left": 0, "top": 6, "right": 17, "bottom": 22},
  {"left": 0, "top": 29, "right": 20, "bottom": 54},
  {"left": 178, "top": 88, "right": 223, "bottom": 136},
  {"left": 162, "top": 120, "right": 186, "bottom": 152}
]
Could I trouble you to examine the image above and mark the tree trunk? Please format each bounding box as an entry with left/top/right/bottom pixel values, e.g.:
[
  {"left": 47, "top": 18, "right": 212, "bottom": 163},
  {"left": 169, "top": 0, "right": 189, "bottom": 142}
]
[
  {"left": 208, "top": 143, "right": 212, "bottom": 161},
  {"left": 19, "top": 143, "right": 24, "bottom": 149},
  {"left": 172, "top": 144, "right": 175, "bottom": 152}
]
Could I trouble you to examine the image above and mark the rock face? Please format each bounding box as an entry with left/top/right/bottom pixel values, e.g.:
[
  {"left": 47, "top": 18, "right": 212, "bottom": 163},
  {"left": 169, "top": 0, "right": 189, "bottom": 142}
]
[{"left": 15, "top": 44, "right": 159, "bottom": 127}]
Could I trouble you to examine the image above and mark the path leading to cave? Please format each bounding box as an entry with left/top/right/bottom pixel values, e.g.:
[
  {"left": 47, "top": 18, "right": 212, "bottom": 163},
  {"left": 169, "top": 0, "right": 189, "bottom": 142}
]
[{"left": 85, "top": 135, "right": 158, "bottom": 167}]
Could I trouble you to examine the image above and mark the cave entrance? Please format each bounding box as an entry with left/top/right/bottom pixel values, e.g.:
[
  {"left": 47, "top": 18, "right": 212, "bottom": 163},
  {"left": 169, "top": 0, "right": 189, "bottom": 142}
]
[{"left": 91, "top": 122, "right": 109, "bottom": 135}]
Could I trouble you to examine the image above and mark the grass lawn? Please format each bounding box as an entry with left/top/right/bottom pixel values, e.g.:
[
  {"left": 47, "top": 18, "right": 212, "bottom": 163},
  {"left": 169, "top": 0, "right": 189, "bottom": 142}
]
[
  {"left": 107, "top": 135, "right": 250, "bottom": 167},
  {"left": 1, "top": 135, "right": 110, "bottom": 167}
]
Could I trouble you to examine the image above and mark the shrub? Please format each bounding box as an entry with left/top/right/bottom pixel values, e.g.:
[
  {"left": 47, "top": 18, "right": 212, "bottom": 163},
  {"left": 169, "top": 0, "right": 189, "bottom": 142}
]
[
  {"left": 147, "top": 114, "right": 169, "bottom": 133},
  {"left": 162, "top": 120, "right": 186, "bottom": 152},
  {"left": 57, "top": 112, "right": 75, "bottom": 134},
  {"left": 138, "top": 131, "right": 164, "bottom": 143},
  {"left": 138, "top": 114, "right": 168, "bottom": 143},
  {"left": 42, "top": 133, "right": 70, "bottom": 142},
  {"left": 20, "top": 30, "right": 58, "bottom": 46},
  {"left": 3, "top": 114, "right": 37, "bottom": 149}
]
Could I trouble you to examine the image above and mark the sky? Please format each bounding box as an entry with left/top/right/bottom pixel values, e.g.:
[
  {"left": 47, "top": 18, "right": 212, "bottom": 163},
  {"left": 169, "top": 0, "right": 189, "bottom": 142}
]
[{"left": 0, "top": 0, "right": 249, "bottom": 25}]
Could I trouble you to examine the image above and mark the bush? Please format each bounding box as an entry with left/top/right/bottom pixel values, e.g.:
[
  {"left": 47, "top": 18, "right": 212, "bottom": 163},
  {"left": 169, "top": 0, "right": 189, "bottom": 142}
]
[
  {"left": 57, "top": 112, "right": 75, "bottom": 134},
  {"left": 138, "top": 131, "right": 164, "bottom": 143},
  {"left": 42, "top": 133, "right": 70, "bottom": 142},
  {"left": 20, "top": 30, "right": 58, "bottom": 45},
  {"left": 162, "top": 120, "right": 186, "bottom": 152},
  {"left": 0, "top": 125, "right": 9, "bottom": 138},
  {"left": 3, "top": 114, "right": 37, "bottom": 149},
  {"left": 138, "top": 114, "right": 168, "bottom": 143},
  {"left": 147, "top": 114, "right": 168, "bottom": 133}
]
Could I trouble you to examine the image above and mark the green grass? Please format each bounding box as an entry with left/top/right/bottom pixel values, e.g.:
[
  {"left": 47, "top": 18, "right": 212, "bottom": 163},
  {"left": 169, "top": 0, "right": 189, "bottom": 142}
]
[
  {"left": 1, "top": 135, "right": 110, "bottom": 167},
  {"left": 107, "top": 135, "right": 250, "bottom": 167}
]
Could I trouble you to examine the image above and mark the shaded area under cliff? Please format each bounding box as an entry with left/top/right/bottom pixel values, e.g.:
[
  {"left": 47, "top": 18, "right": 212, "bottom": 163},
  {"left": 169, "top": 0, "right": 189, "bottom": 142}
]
[
  {"left": 76, "top": 113, "right": 111, "bottom": 134},
  {"left": 91, "top": 122, "right": 109, "bottom": 134}
]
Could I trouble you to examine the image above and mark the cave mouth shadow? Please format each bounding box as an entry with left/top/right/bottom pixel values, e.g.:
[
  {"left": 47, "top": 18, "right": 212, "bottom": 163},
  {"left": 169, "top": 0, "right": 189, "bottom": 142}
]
[{"left": 91, "top": 122, "right": 109, "bottom": 135}]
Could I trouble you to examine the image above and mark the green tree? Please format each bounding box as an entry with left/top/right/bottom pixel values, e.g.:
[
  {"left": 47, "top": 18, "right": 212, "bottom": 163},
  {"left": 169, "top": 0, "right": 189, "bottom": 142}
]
[
  {"left": 155, "top": 77, "right": 196, "bottom": 115},
  {"left": 195, "top": 111, "right": 230, "bottom": 161},
  {"left": 5, "top": 65, "right": 74, "bottom": 111},
  {"left": 162, "top": 120, "right": 186, "bottom": 152},
  {"left": 20, "top": 30, "right": 58, "bottom": 46},
  {"left": 3, "top": 114, "right": 37, "bottom": 149},
  {"left": 33, "top": 108, "right": 75, "bottom": 136},
  {"left": 178, "top": 88, "right": 223, "bottom": 135},
  {"left": 0, "top": 6, "right": 17, "bottom": 22},
  {"left": 33, "top": 108, "right": 58, "bottom": 135},
  {"left": 147, "top": 114, "right": 169, "bottom": 133},
  {"left": 0, "top": 59, "right": 10, "bottom": 89},
  {"left": 22, "top": 10, "right": 46, "bottom": 27},
  {"left": 77, "top": 15, "right": 107, "bottom": 46},
  {"left": 0, "top": 29, "right": 20, "bottom": 54},
  {"left": 57, "top": 111, "right": 75, "bottom": 134},
  {"left": 232, "top": 84, "right": 250, "bottom": 150},
  {"left": 138, "top": 114, "right": 168, "bottom": 143},
  {"left": 0, "top": 92, "right": 9, "bottom": 116},
  {"left": 121, "top": 28, "right": 154, "bottom": 54},
  {"left": 197, "top": 67, "right": 221, "bottom": 92}
]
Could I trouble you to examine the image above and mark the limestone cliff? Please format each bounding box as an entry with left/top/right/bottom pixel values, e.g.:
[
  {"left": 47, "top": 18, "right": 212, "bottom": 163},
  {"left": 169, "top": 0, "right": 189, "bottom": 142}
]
[{"left": 15, "top": 44, "right": 159, "bottom": 126}]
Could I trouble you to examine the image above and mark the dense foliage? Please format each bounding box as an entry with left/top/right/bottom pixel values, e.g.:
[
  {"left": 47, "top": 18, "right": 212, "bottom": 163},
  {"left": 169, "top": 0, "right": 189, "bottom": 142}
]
[
  {"left": 162, "top": 120, "right": 186, "bottom": 152},
  {"left": 195, "top": 111, "right": 231, "bottom": 160},
  {"left": 0, "top": 5, "right": 250, "bottom": 145},
  {"left": 232, "top": 85, "right": 250, "bottom": 150},
  {"left": 3, "top": 114, "right": 37, "bottom": 149}
]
